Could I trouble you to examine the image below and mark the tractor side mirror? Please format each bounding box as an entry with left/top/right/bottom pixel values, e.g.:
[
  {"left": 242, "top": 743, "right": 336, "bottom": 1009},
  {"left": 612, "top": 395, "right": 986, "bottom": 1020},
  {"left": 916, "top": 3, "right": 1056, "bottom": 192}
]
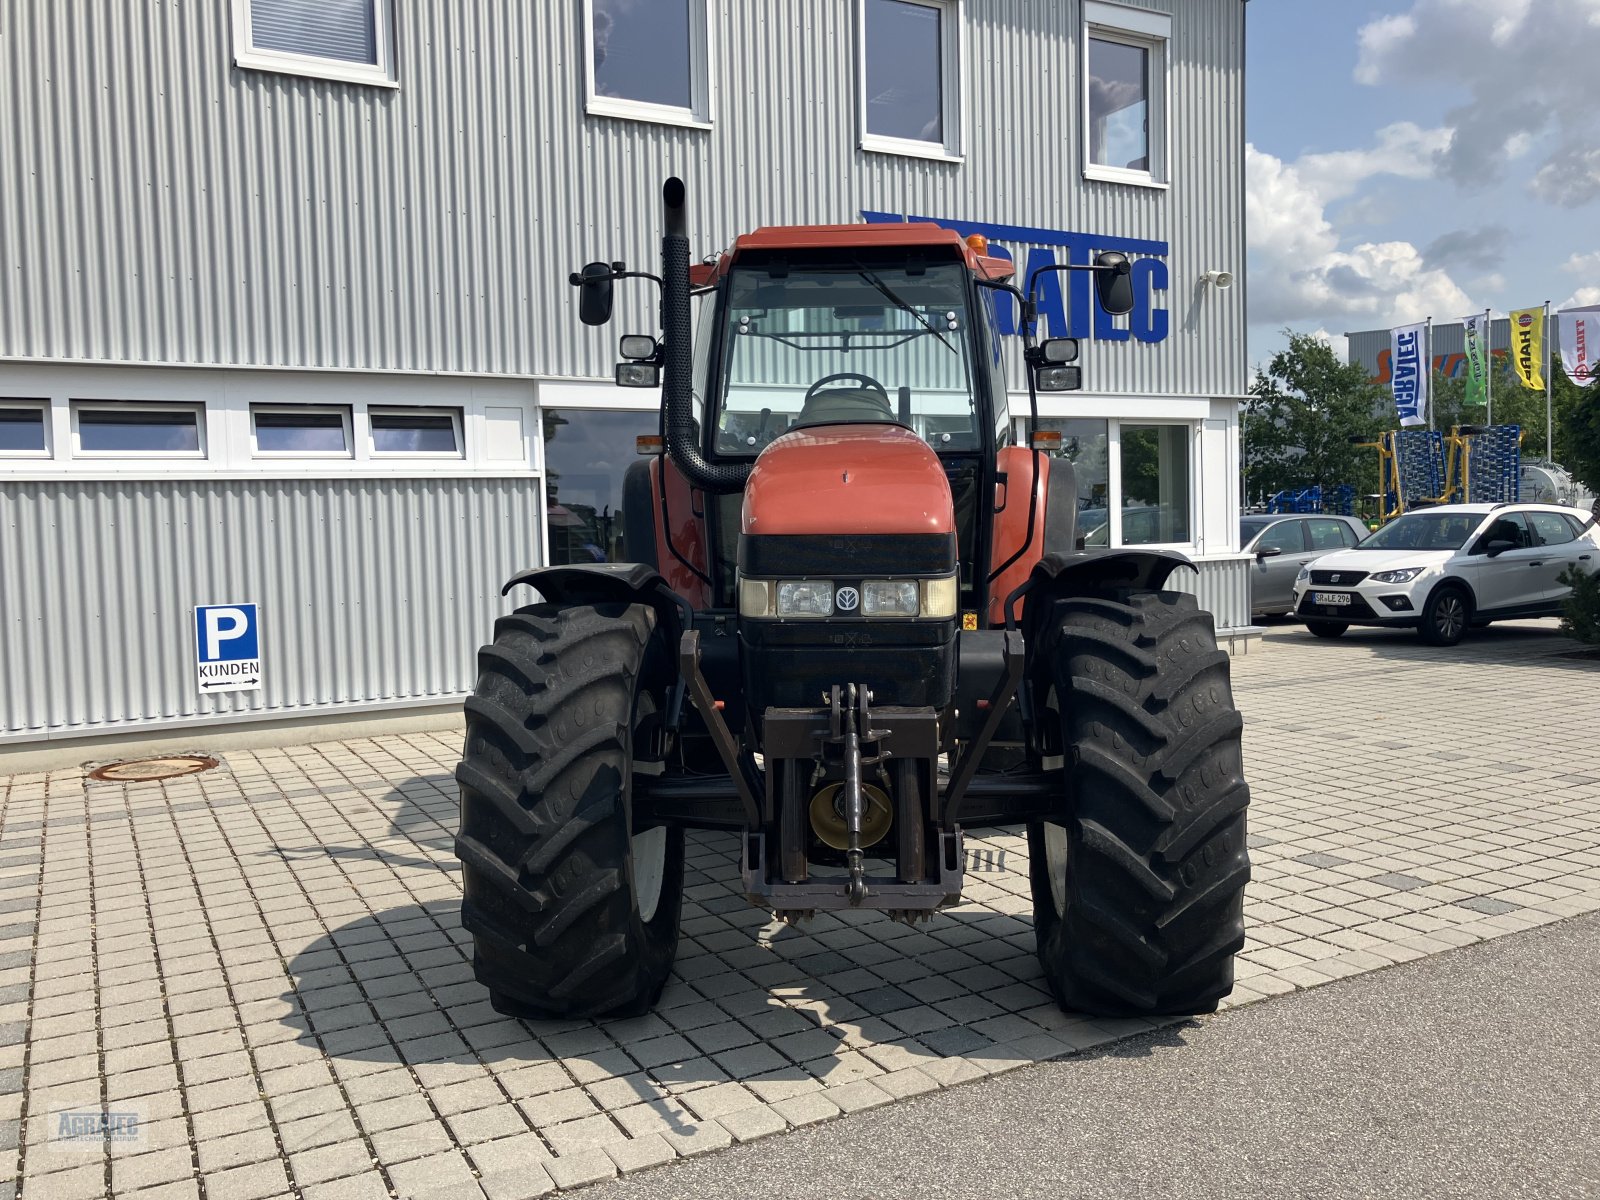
[
  {"left": 573, "top": 262, "right": 615, "bottom": 326},
  {"left": 1093, "top": 252, "right": 1134, "bottom": 316}
]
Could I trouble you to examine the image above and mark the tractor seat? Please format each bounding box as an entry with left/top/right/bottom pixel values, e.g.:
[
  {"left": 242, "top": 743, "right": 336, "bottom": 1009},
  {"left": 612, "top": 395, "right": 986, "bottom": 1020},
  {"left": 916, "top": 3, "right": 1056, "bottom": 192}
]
[{"left": 794, "top": 387, "right": 899, "bottom": 428}]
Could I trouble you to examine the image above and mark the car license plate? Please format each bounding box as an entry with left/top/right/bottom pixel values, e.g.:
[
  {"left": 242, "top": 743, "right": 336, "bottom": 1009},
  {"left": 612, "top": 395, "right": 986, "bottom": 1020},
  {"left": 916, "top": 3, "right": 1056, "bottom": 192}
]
[{"left": 1312, "top": 592, "right": 1352, "bottom": 607}]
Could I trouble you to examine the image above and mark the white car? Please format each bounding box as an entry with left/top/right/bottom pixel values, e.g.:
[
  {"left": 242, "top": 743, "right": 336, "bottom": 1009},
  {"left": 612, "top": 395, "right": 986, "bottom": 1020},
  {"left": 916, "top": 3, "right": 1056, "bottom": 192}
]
[{"left": 1290, "top": 503, "right": 1600, "bottom": 645}]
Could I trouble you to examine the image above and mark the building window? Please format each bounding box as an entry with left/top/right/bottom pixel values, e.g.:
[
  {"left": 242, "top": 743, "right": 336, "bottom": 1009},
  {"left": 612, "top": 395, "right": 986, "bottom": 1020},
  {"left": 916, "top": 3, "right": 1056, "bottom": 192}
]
[
  {"left": 73, "top": 403, "right": 205, "bottom": 457},
  {"left": 231, "top": 0, "right": 397, "bottom": 88},
  {"left": 542, "top": 410, "right": 658, "bottom": 565},
  {"left": 586, "top": 0, "right": 712, "bottom": 128},
  {"left": 251, "top": 407, "right": 352, "bottom": 456},
  {"left": 1084, "top": 1, "right": 1169, "bottom": 187},
  {"left": 0, "top": 402, "right": 49, "bottom": 457},
  {"left": 369, "top": 407, "right": 462, "bottom": 456},
  {"left": 1118, "top": 424, "right": 1190, "bottom": 545},
  {"left": 860, "top": 0, "right": 962, "bottom": 160}
]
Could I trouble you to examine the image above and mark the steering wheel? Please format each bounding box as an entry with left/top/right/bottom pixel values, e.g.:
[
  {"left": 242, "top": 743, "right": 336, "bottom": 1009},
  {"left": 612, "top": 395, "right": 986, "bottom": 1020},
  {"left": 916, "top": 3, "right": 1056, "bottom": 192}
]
[{"left": 804, "top": 372, "right": 890, "bottom": 404}]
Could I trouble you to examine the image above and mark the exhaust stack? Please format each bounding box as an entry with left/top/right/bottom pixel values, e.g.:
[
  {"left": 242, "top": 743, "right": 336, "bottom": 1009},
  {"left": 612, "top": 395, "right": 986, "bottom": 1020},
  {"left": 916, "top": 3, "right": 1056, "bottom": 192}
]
[{"left": 660, "top": 178, "right": 750, "bottom": 492}]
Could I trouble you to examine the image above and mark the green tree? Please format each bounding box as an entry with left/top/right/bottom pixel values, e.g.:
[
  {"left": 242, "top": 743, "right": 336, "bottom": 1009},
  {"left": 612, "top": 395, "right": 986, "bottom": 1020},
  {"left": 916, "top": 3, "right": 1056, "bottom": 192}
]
[
  {"left": 1433, "top": 355, "right": 1600, "bottom": 484},
  {"left": 1553, "top": 359, "right": 1600, "bottom": 488},
  {"left": 1558, "top": 565, "right": 1600, "bottom": 646},
  {"left": 1243, "top": 332, "right": 1387, "bottom": 505}
]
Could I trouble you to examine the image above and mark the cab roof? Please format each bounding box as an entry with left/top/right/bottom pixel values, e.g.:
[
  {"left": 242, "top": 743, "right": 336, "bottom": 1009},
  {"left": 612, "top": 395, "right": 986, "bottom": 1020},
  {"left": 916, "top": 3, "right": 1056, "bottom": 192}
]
[{"left": 689, "top": 223, "right": 1015, "bottom": 286}]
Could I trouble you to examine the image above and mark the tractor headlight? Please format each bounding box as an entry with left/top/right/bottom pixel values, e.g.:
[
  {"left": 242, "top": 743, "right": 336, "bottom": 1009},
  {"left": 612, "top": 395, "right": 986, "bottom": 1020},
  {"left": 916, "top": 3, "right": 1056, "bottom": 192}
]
[
  {"left": 862, "top": 580, "right": 919, "bottom": 616},
  {"left": 738, "top": 573, "right": 958, "bottom": 619},
  {"left": 775, "top": 580, "right": 834, "bottom": 617},
  {"left": 738, "top": 578, "right": 774, "bottom": 618},
  {"left": 919, "top": 574, "right": 959, "bottom": 619}
]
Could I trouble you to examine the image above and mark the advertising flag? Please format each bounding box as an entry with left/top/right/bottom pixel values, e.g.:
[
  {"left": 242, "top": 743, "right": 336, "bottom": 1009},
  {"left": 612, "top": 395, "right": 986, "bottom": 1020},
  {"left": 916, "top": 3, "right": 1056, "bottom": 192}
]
[
  {"left": 1557, "top": 305, "right": 1600, "bottom": 388},
  {"left": 1460, "top": 312, "right": 1488, "bottom": 405},
  {"left": 1510, "top": 306, "right": 1545, "bottom": 390},
  {"left": 1390, "top": 321, "right": 1428, "bottom": 427}
]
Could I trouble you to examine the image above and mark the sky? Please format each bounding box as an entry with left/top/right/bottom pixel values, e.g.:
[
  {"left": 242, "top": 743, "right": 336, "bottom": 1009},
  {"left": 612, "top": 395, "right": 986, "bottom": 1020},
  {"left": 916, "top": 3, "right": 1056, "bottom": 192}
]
[{"left": 1245, "top": 0, "right": 1600, "bottom": 369}]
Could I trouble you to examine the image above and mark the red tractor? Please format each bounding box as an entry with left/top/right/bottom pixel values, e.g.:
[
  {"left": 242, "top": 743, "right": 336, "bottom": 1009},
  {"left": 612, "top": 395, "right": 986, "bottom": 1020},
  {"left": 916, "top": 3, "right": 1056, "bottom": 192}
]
[{"left": 456, "top": 180, "right": 1249, "bottom": 1020}]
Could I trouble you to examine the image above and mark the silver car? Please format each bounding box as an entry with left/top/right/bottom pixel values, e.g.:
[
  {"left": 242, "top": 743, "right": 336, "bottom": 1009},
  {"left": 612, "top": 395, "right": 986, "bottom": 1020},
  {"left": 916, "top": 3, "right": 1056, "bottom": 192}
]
[{"left": 1242, "top": 513, "right": 1369, "bottom": 618}]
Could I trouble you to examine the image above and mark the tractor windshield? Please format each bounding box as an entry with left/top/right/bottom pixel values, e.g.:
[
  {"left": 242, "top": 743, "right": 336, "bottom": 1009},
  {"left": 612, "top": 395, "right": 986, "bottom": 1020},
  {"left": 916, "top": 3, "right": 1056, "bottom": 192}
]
[{"left": 710, "top": 260, "right": 983, "bottom": 455}]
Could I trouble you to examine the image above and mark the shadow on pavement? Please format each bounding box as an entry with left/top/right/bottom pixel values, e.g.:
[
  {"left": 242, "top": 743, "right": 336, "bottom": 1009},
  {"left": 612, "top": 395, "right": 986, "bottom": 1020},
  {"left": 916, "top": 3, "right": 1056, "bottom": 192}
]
[
  {"left": 1256, "top": 618, "right": 1598, "bottom": 672},
  {"left": 280, "top": 884, "right": 1182, "bottom": 1135}
]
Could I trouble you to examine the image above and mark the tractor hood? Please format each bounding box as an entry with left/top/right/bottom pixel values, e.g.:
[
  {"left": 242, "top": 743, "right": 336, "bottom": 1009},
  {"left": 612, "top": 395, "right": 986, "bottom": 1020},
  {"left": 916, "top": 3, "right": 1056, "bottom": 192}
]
[{"left": 742, "top": 423, "right": 954, "bottom": 536}]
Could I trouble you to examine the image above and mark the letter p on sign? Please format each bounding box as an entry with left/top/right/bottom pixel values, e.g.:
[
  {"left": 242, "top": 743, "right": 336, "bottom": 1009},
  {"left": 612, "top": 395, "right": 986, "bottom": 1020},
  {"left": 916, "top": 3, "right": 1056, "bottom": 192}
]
[{"left": 205, "top": 608, "right": 250, "bottom": 659}]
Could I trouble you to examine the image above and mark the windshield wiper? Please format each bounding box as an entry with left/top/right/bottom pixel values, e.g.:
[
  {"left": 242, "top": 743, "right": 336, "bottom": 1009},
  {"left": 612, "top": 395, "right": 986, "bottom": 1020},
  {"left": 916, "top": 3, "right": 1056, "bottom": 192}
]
[{"left": 856, "top": 267, "right": 955, "bottom": 354}]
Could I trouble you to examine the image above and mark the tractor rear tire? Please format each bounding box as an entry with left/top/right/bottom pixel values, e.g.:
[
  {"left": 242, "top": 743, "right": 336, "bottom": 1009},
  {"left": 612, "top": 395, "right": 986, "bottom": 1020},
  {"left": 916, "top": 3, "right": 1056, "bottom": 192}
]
[
  {"left": 455, "top": 602, "right": 684, "bottom": 1020},
  {"left": 1028, "top": 590, "right": 1250, "bottom": 1016}
]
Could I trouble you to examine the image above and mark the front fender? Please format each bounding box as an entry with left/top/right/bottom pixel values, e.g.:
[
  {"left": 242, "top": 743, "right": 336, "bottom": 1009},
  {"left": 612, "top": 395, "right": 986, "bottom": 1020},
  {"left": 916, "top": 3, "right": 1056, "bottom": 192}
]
[
  {"left": 1010, "top": 548, "right": 1196, "bottom": 632},
  {"left": 501, "top": 562, "right": 692, "bottom": 646}
]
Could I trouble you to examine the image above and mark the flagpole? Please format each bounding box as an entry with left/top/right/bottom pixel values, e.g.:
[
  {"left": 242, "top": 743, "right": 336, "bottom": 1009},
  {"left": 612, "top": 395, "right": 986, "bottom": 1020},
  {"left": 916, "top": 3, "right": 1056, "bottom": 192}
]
[
  {"left": 1484, "top": 308, "right": 1493, "bottom": 425},
  {"left": 1425, "top": 316, "right": 1433, "bottom": 430},
  {"left": 1543, "top": 300, "right": 1554, "bottom": 461}
]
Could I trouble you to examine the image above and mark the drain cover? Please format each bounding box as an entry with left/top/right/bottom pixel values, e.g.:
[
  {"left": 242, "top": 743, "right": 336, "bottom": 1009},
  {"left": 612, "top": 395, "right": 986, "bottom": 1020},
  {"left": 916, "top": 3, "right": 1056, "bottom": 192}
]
[{"left": 89, "top": 755, "right": 217, "bottom": 783}]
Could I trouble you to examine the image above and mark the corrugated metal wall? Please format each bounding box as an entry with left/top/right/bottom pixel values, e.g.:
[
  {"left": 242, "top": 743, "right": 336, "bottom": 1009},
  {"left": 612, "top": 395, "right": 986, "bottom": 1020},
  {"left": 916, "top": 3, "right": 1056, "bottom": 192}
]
[
  {"left": 0, "top": 0, "right": 1246, "bottom": 399},
  {"left": 1168, "top": 556, "right": 1251, "bottom": 634},
  {"left": 0, "top": 477, "right": 542, "bottom": 740}
]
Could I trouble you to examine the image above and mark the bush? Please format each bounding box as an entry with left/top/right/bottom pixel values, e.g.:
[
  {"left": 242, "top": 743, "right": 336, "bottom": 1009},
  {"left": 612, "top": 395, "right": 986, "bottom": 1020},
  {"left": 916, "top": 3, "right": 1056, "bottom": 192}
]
[{"left": 1558, "top": 565, "right": 1600, "bottom": 645}]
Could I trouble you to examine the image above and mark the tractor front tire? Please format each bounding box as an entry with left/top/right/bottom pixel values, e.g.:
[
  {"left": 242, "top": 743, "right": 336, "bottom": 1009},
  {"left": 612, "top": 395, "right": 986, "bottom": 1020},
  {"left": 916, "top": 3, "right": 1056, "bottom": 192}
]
[
  {"left": 1029, "top": 591, "right": 1250, "bottom": 1016},
  {"left": 455, "top": 602, "right": 684, "bottom": 1020}
]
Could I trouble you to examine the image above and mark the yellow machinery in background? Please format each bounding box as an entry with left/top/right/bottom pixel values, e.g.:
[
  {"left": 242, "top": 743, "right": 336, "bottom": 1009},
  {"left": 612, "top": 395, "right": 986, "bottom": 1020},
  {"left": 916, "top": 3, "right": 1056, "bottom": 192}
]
[{"left": 1350, "top": 424, "right": 1524, "bottom": 527}]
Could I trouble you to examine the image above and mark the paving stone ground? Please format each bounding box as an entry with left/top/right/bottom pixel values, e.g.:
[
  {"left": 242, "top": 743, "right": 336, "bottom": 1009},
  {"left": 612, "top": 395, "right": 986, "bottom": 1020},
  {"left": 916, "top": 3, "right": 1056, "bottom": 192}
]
[{"left": 1, "top": 619, "right": 1596, "bottom": 1199}]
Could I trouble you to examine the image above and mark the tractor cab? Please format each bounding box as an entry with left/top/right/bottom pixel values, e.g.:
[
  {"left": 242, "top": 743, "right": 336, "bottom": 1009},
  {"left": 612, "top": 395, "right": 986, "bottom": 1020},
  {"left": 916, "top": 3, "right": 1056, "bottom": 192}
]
[{"left": 693, "top": 230, "right": 1009, "bottom": 624}]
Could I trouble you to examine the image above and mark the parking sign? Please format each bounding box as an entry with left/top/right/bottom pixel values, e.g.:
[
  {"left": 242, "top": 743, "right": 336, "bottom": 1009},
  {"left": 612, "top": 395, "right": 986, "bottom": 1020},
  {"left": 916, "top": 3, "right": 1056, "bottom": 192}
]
[{"left": 194, "top": 603, "right": 262, "bottom": 694}]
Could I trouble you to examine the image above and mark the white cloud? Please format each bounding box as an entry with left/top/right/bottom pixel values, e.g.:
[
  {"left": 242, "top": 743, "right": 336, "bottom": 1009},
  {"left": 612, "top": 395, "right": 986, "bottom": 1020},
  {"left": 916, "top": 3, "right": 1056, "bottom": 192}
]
[
  {"left": 1292, "top": 122, "right": 1450, "bottom": 200},
  {"left": 1247, "top": 139, "right": 1474, "bottom": 334},
  {"left": 1560, "top": 287, "right": 1600, "bottom": 310},
  {"left": 1355, "top": 0, "right": 1600, "bottom": 206},
  {"left": 1354, "top": 14, "right": 1416, "bottom": 85},
  {"left": 1564, "top": 252, "right": 1600, "bottom": 276}
]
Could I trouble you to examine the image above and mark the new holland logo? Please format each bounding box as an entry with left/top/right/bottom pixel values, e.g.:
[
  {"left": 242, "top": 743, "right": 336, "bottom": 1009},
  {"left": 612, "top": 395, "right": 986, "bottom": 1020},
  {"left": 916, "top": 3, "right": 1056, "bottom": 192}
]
[{"left": 836, "top": 586, "right": 860, "bottom": 612}]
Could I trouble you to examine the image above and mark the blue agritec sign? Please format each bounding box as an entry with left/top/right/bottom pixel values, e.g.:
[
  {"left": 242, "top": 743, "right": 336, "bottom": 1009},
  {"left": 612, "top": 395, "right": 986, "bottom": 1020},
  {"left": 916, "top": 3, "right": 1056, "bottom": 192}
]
[{"left": 862, "top": 211, "right": 1171, "bottom": 344}]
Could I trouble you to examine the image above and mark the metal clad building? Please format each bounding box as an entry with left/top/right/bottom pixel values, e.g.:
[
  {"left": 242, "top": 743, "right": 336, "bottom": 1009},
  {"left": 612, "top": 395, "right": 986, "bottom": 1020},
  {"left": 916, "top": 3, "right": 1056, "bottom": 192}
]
[
  {"left": 1348, "top": 319, "right": 1513, "bottom": 385},
  {"left": 1, "top": 0, "right": 1252, "bottom": 750}
]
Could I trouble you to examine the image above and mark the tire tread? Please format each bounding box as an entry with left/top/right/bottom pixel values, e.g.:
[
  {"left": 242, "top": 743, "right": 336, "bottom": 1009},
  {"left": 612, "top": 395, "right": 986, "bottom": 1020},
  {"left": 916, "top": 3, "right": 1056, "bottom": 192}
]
[
  {"left": 455, "top": 602, "right": 683, "bottom": 1020},
  {"left": 1030, "top": 589, "right": 1251, "bottom": 1016}
]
